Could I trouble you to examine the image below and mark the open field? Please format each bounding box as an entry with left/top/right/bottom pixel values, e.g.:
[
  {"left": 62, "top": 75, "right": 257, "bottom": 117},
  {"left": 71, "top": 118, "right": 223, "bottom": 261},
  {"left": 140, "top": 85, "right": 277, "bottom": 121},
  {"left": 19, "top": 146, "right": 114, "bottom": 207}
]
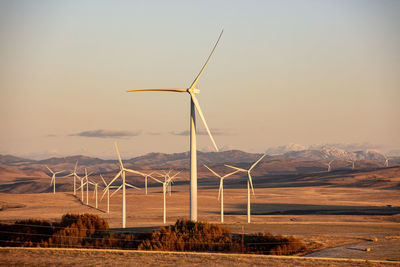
[
  {"left": 1, "top": 166, "right": 399, "bottom": 264},
  {"left": 1, "top": 247, "right": 399, "bottom": 267}
]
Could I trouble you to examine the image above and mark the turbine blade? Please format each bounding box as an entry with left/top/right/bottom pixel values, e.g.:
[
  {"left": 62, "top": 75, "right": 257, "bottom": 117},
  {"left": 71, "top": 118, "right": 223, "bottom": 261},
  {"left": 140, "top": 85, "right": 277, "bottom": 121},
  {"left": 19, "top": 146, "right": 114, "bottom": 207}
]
[
  {"left": 74, "top": 161, "right": 78, "bottom": 173},
  {"left": 126, "top": 88, "right": 187, "bottom": 93},
  {"left": 100, "top": 174, "right": 107, "bottom": 187},
  {"left": 189, "top": 29, "right": 224, "bottom": 89},
  {"left": 110, "top": 185, "right": 123, "bottom": 198},
  {"left": 224, "top": 164, "right": 246, "bottom": 172},
  {"left": 46, "top": 166, "right": 54, "bottom": 174},
  {"left": 149, "top": 175, "right": 163, "bottom": 184},
  {"left": 114, "top": 142, "right": 124, "bottom": 169},
  {"left": 249, "top": 154, "right": 266, "bottom": 171},
  {"left": 204, "top": 164, "right": 221, "bottom": 178},
  {"left": 221, "top": 170, "right": 240, "bottom": 179},
  {"left": 107, "top": 170, "right": 122, "bottom": 187},
  {"left": 190, "top": 93, "right": 218, "bottom": 152},
  {"left": 248, "top": 172, "right": 255, "bottom": 196},
  {"left": 125, "top": 183, "right": 140, "bottom": 190},
  {"left": 125, "top": 168, "right": 146, "bottom": 176}
]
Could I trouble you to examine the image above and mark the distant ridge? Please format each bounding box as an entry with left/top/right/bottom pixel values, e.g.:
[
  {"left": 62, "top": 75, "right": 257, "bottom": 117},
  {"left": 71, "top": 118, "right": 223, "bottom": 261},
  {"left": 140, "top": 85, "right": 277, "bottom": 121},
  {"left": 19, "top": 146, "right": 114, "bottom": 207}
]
[{"left": 0, "top": 147, "right": 393, "bottom": 167}]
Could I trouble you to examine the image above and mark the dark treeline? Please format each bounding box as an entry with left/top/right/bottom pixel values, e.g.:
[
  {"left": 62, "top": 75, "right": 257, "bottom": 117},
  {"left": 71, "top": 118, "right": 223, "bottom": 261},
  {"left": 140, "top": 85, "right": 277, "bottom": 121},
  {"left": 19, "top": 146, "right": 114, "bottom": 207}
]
[{"left": 0, "top": 214, "right": 306, "bottom": 255}]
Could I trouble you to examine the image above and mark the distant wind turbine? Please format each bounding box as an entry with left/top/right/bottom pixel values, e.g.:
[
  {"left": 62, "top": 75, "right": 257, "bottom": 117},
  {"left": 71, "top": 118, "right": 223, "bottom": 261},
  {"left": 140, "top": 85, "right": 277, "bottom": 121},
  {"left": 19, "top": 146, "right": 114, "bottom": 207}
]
[
  {"left": 126, "top": 30, "right": 224, "bottom": 221},
  {"left": 225, "top": 154, "right": 266, "bottom": 223},
  {"left": 347, "top": 160, "right": 355, "bottom": 170},
  {"left": 102, "top": 142, "right": 143, "bottom": 228},
  {"left": 204, "top": 165, "right": 239, "bottom": 223},
  {"left": 45, "top": 166, "right": 65, "bottom": 194},
  {"left": 384, "top": 155, "right": 389, "bottom": 167},
  {"left": 63, "top": 161, "right": 81, "bottom": 195},
  {"left": 151, "top": 172, "right": 179, "bottom": 224},
  {"left": 325, "top": 160, "right": 334, "bottom": 172}
]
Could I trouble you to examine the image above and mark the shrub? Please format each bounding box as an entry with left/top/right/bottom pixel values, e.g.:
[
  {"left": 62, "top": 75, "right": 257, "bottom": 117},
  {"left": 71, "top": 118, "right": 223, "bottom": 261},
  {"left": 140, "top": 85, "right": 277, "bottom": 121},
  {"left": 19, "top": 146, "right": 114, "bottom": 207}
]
[{"left": 139, "top": 218, "right": 238, "bottom": 252}]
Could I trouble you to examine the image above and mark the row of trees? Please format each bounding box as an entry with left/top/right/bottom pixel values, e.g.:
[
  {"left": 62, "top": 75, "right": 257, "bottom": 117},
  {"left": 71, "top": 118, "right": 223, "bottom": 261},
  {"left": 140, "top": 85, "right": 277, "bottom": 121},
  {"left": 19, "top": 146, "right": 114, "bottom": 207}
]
[{"left": 0, "top": 214, "right": 306, "bottom": 255}]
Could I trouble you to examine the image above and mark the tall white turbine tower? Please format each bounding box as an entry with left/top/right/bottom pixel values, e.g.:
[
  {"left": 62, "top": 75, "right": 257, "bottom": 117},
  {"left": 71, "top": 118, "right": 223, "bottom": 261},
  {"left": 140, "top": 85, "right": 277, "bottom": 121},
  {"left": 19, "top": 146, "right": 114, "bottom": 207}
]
[
  {"left": 225, "top": 154, "right": 266, "bottom": 223},
  {"left": 102, "top": 142, "right": 143, "bottom": 228},
  {"left": 204, "top": 165, "right": 238, "bottom": 223},
  {"left": 126, "top": 30, "right": 223, "bottom": 221},
  {"left": 45, "top": 166, "right": 65, "bottom": 194}
]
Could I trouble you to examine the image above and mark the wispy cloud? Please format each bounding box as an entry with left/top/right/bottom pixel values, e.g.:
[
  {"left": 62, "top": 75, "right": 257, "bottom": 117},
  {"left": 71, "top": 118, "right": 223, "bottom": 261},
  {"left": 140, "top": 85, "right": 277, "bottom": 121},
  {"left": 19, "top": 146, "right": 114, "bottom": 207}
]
[
  {"left": 70, "top": 129, "right": 142, "bottom": 138},
  {"left": 170, "top": 129, "right": 229, "bottom": 136}
]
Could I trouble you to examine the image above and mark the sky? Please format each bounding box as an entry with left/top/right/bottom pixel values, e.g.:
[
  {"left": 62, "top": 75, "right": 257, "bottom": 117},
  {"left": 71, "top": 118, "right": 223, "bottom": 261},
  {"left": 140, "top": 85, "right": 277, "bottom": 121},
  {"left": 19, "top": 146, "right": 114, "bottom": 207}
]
[{"left": 0, "top": 0, "right": 399, "bottom": 159}]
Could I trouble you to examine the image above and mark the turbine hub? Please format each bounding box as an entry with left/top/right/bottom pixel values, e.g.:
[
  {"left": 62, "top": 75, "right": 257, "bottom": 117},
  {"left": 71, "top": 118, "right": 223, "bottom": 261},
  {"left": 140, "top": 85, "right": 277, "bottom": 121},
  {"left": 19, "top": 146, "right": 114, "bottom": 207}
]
[{"left": 188, "top": 88, "right": 200, "bottom": 94}]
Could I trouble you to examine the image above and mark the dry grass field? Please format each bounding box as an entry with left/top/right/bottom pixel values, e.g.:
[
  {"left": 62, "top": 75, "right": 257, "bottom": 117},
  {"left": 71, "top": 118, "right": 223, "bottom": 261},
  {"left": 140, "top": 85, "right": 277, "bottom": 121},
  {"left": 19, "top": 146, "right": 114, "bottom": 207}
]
[
  {"left": 1, "top": 247, "right": 399, "bottom": 267},
  {"left": 1, "top": 166, "right": 399, "bottom": 265}
]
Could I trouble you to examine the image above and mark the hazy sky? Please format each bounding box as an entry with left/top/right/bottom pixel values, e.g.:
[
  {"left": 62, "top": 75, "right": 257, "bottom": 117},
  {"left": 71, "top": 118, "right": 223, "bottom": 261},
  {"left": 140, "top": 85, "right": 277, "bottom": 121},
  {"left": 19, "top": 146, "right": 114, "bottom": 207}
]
[{"left": 1, "top": 0, "right": 399, "bottom": 159}]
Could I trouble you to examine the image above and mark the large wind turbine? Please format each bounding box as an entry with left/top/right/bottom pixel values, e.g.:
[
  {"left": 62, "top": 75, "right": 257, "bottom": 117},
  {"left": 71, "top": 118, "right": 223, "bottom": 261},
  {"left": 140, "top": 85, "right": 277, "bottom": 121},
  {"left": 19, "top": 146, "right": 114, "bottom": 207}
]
[
  {"left": 204, "top": 165, "right": 239, "bottom": 223},
  {"left": 102, "top": 142, "right": 143, "bottom": 228},
  {"left": 225, "top": 154, "right": 266, "bottom": 223},
  {"left": 126, "top": 30, "right": 223, "bottom": 221},
  {"left": 45, "top": 166, "right": 65, "bottom": 194}
]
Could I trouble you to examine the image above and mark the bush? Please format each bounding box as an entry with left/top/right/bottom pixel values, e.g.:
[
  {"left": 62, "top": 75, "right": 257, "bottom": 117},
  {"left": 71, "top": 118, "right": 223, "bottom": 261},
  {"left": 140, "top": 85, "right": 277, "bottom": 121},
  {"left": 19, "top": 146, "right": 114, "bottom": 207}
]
[{"left": 139, "top": 218, "right": 238, "bottom": 252}]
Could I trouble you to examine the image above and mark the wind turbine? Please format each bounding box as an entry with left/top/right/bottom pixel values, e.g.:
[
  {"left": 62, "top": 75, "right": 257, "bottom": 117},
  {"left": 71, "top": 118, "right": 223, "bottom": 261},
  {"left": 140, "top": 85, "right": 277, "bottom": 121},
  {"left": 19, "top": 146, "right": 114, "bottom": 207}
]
[
  {"left": 325, "top": 160, "right": 334, "bottom": 172},
  {"left": 45, "top": 166, "right": 65, "bottom": 194},
  {"left": 204, "top": 165, "right": 239, "bottom": 223},
  {"left": 384, "top": 155, "right": 389, "bottom": 167},
  {"left": 76, "top": 168, "right": 92, "bottom": 205},
  {"left": 126, "top": 30, "right": 223, "bottom": 221},
  {"left": 347, "top": 160, "right": 355, "bottom": 170},
  {"left": 87, "top": 179, "right": 99, "bottom": 209},
  {"left": 225, "top": 154, "right": 266, "bottom": 223},
  {"left": 100, "top": 175, "right": 120, "bottom": 213},
  {"left": 63, "top": 161, "right": 81, "bottom": 195},
  {"left": 151, "top": 172, "right": 179, "bottom": 224},
  {"left": 143, "top": 172, "right": 155, "bottom": 195},
  {"left": 102, "top": 142, "right": 143, "bottom": 228}
]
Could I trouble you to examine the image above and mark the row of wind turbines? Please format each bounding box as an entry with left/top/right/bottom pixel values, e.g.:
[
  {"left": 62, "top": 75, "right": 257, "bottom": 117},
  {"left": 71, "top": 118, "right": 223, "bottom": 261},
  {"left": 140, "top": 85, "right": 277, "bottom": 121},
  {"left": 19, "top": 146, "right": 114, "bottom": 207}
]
[
  {"left": 324, "top": 155, "right": 391, "bottom": 172},
  {"left": 45, "top": 143, "right": 180, "bottom": 228}
]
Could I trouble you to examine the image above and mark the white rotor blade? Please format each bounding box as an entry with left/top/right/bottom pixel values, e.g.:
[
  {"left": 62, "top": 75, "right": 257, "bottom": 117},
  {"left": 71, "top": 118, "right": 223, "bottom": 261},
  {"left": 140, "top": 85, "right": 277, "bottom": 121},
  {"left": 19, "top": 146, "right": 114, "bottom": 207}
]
[
  {"left": 63, "top": 173, "right": 73, "bottom": 178},
  {"left": 221, "top": 170, "right": 240, "bottom": 179},
  {"left": 100, "top": 174, "right": 107, "bottom": 187},
  {"left": 125, "top": 183, "right": 140, "bottom": 190},
  {"left": 114, "top": 142, "right": 124, "bottom": 169},
  {"left": 189, "top": 29, "right": 224, "bottom": 90},
  {"left": 249, "top": 154, "right": 266, "bottom": 171},
  {"left": 190, "top": 92, "right": 218, "bottom": 152},
  {"left": 107, "top": 170, "right": 122, "bottom": 188},
  {"left": 74, "top": 161, "right": 78, "bottom": 173},
  {"left": 46, "top": 166, "right": 54, "bottom": 174},
  {"left": 149, "top": 175, "right": 163, "bottom": 184},
  {"left": 50, "top": 177, "right": 54, "bottom": 186},
  {"left": 110, "top": 185, "right": 123, "bottom": 198},
  {"left": 204, "top": 164, "right": 221, "bottom": 178},
  {"left": 126, "top": 88, "right": 187, "bottom": 93},
  {"left": 125, "top": 168, "right": 147, "bottom": 176},
  {"left": 224, "top": 164, "right": 246, "bottom": 172},
  {"left": 248, "top": 172, "right": 255, "bottom": 196}
]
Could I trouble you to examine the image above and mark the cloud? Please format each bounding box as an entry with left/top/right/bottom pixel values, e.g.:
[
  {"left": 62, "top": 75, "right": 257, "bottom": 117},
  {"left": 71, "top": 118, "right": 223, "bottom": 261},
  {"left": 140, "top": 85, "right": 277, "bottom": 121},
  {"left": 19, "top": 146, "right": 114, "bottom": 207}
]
[
  {"left": 170, "top": 129, "right": 229, "bottom": 136},
  {"left": 70, "top": 129, "right": 142, "bottom": 138}
]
